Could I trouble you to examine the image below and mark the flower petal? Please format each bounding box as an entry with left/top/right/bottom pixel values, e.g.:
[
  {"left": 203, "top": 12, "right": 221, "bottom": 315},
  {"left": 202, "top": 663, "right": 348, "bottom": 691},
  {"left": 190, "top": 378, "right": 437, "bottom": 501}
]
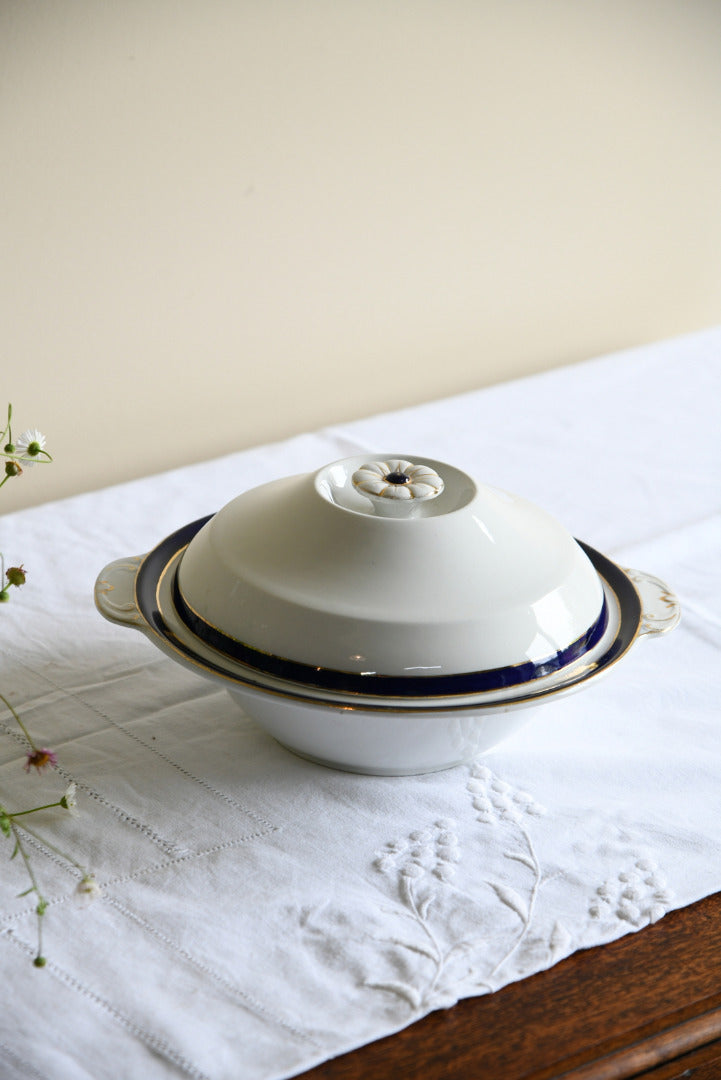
[
  {"left": 407, "top": 482, "right": 436, "bottom": 498},
  {"left": 384, "top": 484, "right": 412, "bottom": 499}
]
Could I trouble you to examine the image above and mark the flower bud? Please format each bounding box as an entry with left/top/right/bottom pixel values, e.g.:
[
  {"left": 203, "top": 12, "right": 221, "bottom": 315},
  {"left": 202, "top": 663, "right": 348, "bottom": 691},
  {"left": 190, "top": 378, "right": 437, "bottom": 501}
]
[
  {"left": 4, "top": 460, "right": 22, "bottom": 477},
  {"left": 6, "top": 565, "right": 26, "bottom": 587},
  {"left": 76, "top": 874, "right": 102, "bottom": 902}
]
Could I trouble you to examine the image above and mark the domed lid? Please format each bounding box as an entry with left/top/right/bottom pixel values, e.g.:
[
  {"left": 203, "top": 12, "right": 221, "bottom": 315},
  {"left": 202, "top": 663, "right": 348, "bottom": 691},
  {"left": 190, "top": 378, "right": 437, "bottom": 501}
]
[{"left": 173, "top": 454, "right": 606, "bottom": 696}]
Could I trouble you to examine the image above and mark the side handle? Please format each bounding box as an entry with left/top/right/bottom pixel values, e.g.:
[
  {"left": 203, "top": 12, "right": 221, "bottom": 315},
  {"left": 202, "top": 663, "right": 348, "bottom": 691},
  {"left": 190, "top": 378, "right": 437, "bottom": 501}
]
[
  {"left": 94, "top": 556, "right": 146, "bottom": 630},
  {"left": 625, "top": 568, "right": 681, "bottom": 637}
]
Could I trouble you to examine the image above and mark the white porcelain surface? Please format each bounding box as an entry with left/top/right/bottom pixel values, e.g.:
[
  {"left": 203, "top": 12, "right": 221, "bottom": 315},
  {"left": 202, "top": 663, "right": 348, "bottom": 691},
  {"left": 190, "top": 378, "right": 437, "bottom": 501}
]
[
  {"left": 176, "top": 454, "right": 605, "bottom": 678},
  {"left": 225, "top": 686, "right": 532, "bottom": 775},
  {"left": 159, "top": 548, "right": 621, "bottom": 708},
  {"left": 94, "top": 449, "right": 681, "bottom": 774},
  {"left": 95, "top": 543, "right": 679, "bottom": 773}
]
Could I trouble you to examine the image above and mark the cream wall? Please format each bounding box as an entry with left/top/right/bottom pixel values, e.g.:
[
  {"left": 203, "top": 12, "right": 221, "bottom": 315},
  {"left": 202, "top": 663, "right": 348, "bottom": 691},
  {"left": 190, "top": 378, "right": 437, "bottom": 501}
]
[{"left": 2, "top": 0, "right": 721, "bottom": 510}]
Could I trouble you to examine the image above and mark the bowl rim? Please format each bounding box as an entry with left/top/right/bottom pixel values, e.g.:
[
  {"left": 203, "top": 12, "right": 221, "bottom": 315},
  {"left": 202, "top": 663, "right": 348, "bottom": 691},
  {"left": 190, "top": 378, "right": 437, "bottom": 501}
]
[
  {"left": 132, "top": 515, "right": 644, "bottom": 714},
  {"left": 172, "top": 540, "right": 609, "bottom": 696}
]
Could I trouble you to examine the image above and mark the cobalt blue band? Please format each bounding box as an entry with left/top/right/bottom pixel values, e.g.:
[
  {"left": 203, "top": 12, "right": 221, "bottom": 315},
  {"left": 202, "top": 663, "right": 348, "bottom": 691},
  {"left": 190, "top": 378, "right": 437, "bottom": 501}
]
[{"left": 169, "top": 539, "right": 609, "bottom": 696}]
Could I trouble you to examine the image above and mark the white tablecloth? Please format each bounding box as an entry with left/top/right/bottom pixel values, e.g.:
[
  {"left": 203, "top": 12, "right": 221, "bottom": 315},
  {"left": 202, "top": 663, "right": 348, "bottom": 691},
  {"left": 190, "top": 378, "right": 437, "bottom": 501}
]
[{"left": 1, "top": 328, "right": 720, "bottom": 1080}]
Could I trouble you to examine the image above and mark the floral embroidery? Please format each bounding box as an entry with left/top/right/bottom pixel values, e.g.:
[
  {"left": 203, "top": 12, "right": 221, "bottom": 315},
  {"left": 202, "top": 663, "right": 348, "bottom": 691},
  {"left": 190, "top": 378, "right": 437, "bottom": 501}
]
[
  {"left": 589, "top": 857, "right": 673, "bottom": 927},
  {"left": 368, "top": 819, "right": 468, "bottom": 1008},
  {"left": 302, "top": 764, "right": 673, "bottom": 1017},
  {"left": 358, "top": 768, "right": 563, "bottom": 1010}
]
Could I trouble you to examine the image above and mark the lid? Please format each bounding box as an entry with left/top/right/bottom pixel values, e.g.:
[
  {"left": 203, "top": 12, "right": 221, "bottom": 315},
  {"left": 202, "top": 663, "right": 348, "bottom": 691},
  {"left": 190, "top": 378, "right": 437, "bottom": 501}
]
[{"left": 173, "top": 454, "right": 606, "bottom": 696}]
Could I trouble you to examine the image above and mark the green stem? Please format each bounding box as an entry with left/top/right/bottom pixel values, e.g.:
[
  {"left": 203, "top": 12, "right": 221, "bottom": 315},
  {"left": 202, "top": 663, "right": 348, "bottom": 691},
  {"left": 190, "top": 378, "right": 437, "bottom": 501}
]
[
  {"left": 12, "top": 818, "right": 86, "bottom": 872},
  {"left": 1, "top": 451, "right": 54, "bottom": 465},
  {"left": 12, "top": 825, "right": 43, "bottom": 895},
  {"left": 11, "top": 824, "right": 48, "bottom": 963},
  {"left": 0, "top": 691, "right": 38, "bottom": 751},
  {"left": 8, "top": 800, "right": 64, "bottom": 818},
  {"left": 2, "top": 403, "right": 12, "bottom": 443}
]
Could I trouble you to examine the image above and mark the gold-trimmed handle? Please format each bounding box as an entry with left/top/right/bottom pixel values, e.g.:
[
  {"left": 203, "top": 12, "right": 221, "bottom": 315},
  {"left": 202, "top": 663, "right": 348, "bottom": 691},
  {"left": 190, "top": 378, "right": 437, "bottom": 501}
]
[
  {"left": 94, "top": 555, "right": 146, "bottom": 630},
  {"left": 625, "top": 568, "right": 681, "bottom": 637}
]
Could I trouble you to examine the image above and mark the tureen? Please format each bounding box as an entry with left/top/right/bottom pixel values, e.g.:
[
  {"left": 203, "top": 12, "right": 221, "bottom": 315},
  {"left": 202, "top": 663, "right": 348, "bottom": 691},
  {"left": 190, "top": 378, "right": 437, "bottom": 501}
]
[{"left": 94, "top": 454, "right": 680, "bottom": 774}]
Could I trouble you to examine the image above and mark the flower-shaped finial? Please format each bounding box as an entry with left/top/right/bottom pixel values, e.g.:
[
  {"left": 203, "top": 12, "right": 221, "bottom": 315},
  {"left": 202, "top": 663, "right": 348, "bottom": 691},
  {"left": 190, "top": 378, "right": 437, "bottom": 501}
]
[{"left": 352, "top": 459, "right": 444, "bottom": 515}]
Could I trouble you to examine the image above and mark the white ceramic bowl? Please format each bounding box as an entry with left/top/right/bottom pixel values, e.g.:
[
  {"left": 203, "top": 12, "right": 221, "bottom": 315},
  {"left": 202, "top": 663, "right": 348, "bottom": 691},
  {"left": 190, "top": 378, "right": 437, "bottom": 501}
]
[{"left": 95, "top": 454, "right": 680, "bottom": 774}]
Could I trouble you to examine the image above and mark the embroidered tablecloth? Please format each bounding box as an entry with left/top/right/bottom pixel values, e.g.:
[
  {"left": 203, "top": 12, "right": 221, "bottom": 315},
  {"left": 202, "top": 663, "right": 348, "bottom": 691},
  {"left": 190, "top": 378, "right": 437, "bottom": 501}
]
[{"left": 1, "top": 328, "right": 720, "bottom": 1080}]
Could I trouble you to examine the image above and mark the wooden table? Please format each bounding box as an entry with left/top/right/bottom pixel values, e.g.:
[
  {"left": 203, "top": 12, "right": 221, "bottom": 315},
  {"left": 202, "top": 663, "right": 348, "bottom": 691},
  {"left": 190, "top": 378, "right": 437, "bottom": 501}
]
[{"left": 300, "top": 892, "right": 721, "bottom": 1080}]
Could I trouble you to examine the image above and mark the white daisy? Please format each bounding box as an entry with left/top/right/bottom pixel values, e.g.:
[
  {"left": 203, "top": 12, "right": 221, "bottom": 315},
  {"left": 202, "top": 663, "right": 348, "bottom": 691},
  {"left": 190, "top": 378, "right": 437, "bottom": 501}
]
[
  {"left": 14, "top": 428, "right": 48, "bottom": 464},
  {"left": 60, "top": 782, "right": 78, "bottom": 811}
]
